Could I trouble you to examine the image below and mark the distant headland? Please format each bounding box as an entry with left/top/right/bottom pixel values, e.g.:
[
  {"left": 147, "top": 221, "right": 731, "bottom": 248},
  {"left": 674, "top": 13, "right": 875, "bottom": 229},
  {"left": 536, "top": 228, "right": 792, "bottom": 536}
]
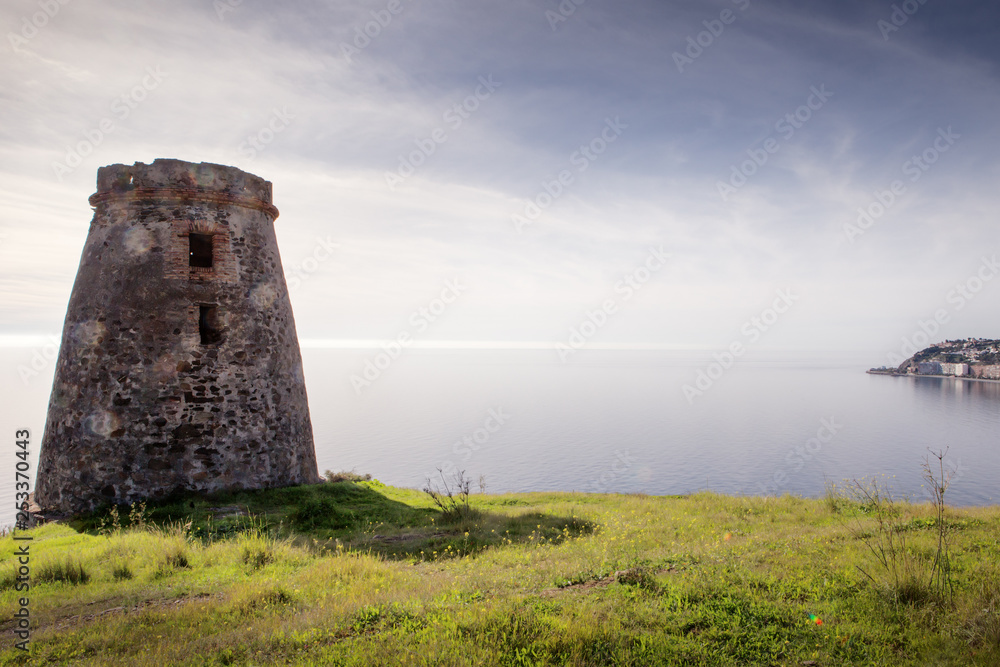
[{"left": 868, "top": 338, "right": 1000, "bottom": 380}]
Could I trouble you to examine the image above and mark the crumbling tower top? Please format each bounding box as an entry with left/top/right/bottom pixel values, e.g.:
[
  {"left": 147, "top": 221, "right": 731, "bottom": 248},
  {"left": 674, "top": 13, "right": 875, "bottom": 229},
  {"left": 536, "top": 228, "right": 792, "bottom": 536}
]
[{"left": 89, "top": 159, "right": 278, "bottom": 219}]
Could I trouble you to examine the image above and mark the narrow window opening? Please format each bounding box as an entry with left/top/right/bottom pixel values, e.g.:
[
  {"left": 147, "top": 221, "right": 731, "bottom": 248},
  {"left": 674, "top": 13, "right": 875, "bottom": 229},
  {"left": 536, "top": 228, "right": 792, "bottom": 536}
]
[
  {"left": 199, "top": 305, "right": 222, "bottom": 345},
  {"left": 189, "top": 233, "right": 213, "bottom": 268}
]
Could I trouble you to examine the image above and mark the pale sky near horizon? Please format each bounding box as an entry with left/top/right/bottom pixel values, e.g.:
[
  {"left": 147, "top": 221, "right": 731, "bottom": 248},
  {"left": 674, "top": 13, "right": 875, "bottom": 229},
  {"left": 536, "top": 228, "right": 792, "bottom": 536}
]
[{"left": 2, "top": 0, "right": 999, "bottom": 359}]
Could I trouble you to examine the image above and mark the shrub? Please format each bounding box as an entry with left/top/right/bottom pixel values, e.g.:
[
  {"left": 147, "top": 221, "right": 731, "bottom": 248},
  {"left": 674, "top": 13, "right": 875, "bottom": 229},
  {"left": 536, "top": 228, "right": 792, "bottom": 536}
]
[
  {"left": 112, "top": 561, "right": 133, "bottom": 581},
  {"left": 0, "top": 566, "right": 20, "bottom": 591},
  {"left": 241, "top": 539, "right": 275, "bottom": 571},
  {"left": 36, "top": 557, "right": 89, "bottom": 585},
  {"left": 324, "top": 469, "right": 372, "bottom": 483},
  {"left": 97, "top": 501, "right": 151, "bottom": 535},
  {"left": 424, "top": 469, "right": 479, "bottom": 523},
  {"left": 842, "top": 476, "right": 921, "bottom": 602},
  {"left": 923, "top": 448, "right": 955, "bottom": 601},
  {"left": 165, "top": 547, "right": 189, "bottom": 569},
  {"left": 236, "top": 523, "right": 288, "bottom": 571}
]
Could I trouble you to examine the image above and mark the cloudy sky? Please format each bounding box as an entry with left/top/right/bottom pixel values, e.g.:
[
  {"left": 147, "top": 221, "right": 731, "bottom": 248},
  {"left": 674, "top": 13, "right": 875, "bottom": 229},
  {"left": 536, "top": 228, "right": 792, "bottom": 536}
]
[{"left": 2, "top": 0, "right": 999, "bottom": 356}]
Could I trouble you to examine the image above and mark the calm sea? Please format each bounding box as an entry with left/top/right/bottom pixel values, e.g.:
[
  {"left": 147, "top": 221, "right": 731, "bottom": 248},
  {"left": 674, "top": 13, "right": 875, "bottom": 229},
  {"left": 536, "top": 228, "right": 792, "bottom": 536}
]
[{"left": 3, "top": 348, "right": 998, "bottom": 526}]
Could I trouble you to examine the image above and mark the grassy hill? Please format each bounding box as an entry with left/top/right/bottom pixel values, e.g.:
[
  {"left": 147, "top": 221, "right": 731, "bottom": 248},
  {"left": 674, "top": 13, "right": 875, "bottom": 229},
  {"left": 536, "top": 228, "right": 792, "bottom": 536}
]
[{"left": 2, "top": 478, "right": 999, "bottom": 665}]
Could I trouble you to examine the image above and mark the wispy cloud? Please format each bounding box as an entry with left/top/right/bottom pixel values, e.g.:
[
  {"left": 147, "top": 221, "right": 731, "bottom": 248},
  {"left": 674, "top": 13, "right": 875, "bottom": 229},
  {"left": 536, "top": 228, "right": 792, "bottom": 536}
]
[{"left": 3, "top": 0, "right": 1000, "bottom": 352}]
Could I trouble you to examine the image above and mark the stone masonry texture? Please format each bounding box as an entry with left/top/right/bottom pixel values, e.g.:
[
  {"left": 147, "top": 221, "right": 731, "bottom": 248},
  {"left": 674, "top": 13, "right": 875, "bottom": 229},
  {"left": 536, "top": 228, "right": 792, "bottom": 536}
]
[{"left": 35, "top": 159, "right": 320, "bottom": 515}]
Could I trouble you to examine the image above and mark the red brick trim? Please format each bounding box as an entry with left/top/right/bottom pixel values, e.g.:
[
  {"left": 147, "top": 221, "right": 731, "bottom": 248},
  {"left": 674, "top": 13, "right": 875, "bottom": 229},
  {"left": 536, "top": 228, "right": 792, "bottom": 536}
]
[
  {"left": 165, "top": 221, "right": 238, "bottom": 283},
  {"left": 89, "top": 187, "right": 279, "bottom": 220}
]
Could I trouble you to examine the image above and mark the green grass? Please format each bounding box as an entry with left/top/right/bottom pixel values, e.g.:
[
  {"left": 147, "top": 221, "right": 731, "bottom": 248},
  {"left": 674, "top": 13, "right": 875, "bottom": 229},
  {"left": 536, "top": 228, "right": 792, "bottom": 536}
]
[{"left": 2, "top": 481, "right": 999, "bottom": 665}]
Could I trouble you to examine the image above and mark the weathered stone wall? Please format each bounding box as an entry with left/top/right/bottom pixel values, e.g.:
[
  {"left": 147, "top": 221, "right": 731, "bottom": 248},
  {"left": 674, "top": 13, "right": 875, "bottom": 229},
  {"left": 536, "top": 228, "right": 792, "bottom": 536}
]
[{"left": 35, "top": 159, "right": 320, "bottom": 515}]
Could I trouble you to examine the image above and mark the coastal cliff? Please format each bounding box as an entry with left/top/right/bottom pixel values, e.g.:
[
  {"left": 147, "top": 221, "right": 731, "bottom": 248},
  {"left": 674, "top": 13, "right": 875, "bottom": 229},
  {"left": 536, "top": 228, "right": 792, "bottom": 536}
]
[{"left": 869, "top": 337, "right": 1000, "bottom": 379}]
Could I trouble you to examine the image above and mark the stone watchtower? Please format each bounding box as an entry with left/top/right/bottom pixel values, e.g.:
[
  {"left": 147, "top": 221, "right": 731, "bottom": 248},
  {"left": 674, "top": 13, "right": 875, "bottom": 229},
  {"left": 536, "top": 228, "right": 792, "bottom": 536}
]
[{"left": 35, "top": 159, "right": 320, "bottom": 515}]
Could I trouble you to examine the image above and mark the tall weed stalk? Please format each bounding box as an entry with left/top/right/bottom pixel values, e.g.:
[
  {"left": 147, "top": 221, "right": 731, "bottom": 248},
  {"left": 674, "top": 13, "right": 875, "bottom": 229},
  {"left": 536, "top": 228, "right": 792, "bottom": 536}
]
[{"left": 923, "top": 448, "right": 954, "bottom": 603}]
